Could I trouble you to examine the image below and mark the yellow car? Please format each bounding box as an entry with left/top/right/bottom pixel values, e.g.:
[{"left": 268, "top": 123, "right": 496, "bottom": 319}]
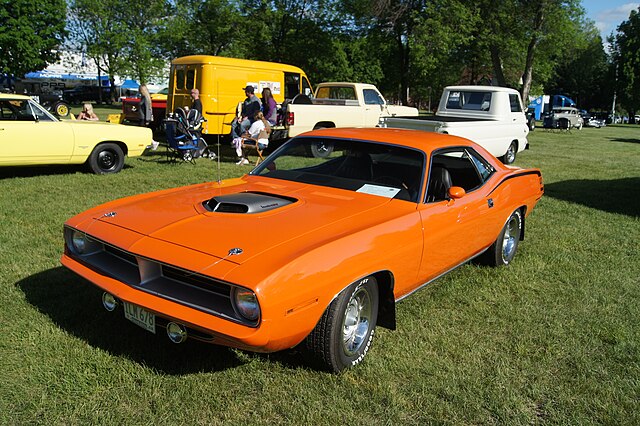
[{"left": 0, "top": 94, "right": 152, "bottom": 174}]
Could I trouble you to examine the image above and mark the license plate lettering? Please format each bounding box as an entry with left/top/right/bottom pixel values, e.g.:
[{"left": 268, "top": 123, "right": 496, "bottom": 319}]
[{"left": 123, "top": 302, "right": 156, "bottom": 334}]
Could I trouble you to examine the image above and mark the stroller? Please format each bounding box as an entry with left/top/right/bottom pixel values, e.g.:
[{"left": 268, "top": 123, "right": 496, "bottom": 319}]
[{"left": 164, "top": 108, "right": 208, "bottom": 163}]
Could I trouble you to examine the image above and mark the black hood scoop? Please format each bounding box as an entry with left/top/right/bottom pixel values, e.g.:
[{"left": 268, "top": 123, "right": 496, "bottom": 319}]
[{"left": 203, "top": 192, "right": 296, "bottom": 214}]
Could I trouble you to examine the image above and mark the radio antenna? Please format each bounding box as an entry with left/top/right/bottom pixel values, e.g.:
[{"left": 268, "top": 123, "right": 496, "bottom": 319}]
[{"left": 216, "top": 80, "right": 222, "bottom": 184}]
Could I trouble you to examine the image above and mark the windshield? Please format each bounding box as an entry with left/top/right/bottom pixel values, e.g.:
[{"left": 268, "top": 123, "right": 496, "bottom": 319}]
[
  {"left": 0, "top": 98, "right": 57, "bottom": 122},
  {"left": 252, "top": 137, "right": 425, "bottom": 202}
]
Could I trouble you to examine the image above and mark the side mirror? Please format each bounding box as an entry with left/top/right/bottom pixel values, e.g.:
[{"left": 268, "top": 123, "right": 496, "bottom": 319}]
[{"left": 448, "top": 186, "right": 466, "bottom": 199}]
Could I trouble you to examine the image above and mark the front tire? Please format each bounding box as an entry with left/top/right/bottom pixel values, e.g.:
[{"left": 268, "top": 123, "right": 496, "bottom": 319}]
[
  {"left": 481, "top": 209, "right": 522, "bottom": 266},
  {"left": 87, "top": 143, "right": 125, "bottom": 174},
  {"left": 500, "top": 141, "right": 517, "bottom": 165},
  {"left": 304, "top": 276, "right": 379, "bottom": 373}
]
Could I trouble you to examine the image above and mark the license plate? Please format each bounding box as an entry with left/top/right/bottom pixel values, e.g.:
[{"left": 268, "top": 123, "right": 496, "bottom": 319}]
[{"left": 123, "top": 301, "right": 156, "bottom": 334}]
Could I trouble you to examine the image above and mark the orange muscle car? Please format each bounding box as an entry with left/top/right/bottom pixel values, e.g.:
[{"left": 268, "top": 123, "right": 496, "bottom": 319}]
[{"left": 61, "top": 128, "right": 543, "bottom": 372}]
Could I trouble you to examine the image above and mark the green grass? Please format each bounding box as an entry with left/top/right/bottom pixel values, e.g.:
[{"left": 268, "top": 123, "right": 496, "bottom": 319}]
[{"left": 1, "top": 125, "right": 639, "bottom": 424}]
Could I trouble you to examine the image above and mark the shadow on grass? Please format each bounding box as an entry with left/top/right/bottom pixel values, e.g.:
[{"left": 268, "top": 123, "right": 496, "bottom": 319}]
[
  {"left": 545, "top": 177, "right": 640, "bottom": 217},
  {"left": 0, "top": 163, "right": 133, "bottom": 180},
  {"left": 16, "top": 267, "right": 252, "bottom": 374},
  {"left": 607, "top": 137, "right": 640, "bottom": 144}
]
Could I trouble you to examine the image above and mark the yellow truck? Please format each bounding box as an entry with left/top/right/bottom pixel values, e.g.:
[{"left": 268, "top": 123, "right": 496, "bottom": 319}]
[{"left": 167, "top": 55, "right": 312, "bottom": 136}]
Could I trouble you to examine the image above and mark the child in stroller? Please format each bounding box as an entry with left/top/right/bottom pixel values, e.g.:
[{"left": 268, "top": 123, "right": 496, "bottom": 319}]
[{"left": 164, "top": 107, "right": 210, "bottom": 162}]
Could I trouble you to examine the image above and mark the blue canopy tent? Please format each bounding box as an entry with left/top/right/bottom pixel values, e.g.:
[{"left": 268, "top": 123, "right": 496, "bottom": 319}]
[{"left": 118, "top": 79, "right": 140, "bottom": 98}]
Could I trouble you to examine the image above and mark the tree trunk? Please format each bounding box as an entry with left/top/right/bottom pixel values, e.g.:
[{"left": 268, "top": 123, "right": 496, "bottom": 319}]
[
  {"left": 490, "top": 45, "right": 506, "bottom": 86},
  {"left": 521, "top": 4, "right": 545, "bottom": 103}
]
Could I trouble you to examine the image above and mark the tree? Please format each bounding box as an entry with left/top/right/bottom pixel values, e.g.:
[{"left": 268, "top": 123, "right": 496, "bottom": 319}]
[
  {"left": 470, "top": 0, "right": 587, "bottom": 103},
  {"left": 0, "top": 0, "right": 67, "bottom": 78},
  {"left": 343, "top": 0, "right": 475, "bottom": 105},
  {"left": 67, "top": 0, "right": 129, "bottom": 99},
  {"left": 612, "top": 7, "right": 640, "bottom": 121}
]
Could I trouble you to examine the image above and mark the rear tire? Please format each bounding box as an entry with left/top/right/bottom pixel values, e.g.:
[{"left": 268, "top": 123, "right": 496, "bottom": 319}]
[
  {"left": 480, "top": 209, "right": 522, "bottom": 266},
  {"left": 304, "top": 276, "right": 379, "bottom": 372}
]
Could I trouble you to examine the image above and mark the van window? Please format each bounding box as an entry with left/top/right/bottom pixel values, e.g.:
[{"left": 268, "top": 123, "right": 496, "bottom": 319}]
[
  {"left": 284, "top": 73, "right": 300, "bottom": 99},
  {"left": 302, "top": 77, "right": 312, "bottom": 96},
  {"left": 186, "top": 69, "right": 195, "bottom": 90},
  {"left": 509, "top": 94, "right": 522, "bottom": 112},
  {"left": 176, "top": 69, "right": 185, "bottom": 90}
]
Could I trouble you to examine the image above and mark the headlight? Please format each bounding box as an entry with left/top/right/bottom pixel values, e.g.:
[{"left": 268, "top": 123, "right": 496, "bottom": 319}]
[
  {"left": 232, "top": 287, "right": 260, "bottom": 321},
  {"left": 65, "top": 228, "right": 101, "bottom": 256},
  {"left": 72, "top": 230, "right": 87, "bottom": 253}
]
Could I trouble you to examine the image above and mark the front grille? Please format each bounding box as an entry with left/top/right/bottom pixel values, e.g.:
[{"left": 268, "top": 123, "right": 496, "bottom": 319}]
[{"left": 65, "top": 227, "right": 257, "bottom": 327}]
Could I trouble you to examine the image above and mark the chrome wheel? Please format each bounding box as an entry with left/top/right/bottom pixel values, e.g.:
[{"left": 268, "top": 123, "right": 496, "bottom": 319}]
[
  {"left": 504, "top": 142, "right": 516, "bottom": 164},
  {"left": 341, "top": 285, "right": 373, "bottom": 356},
  {"left": 501, "top": 212, "right": 521, "bottom": 263}
]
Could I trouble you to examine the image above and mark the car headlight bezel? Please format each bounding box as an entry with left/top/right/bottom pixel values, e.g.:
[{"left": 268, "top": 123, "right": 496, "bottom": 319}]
[
  {"left": 65, "top": 227, "right": 101, "bottom": 256},
  {"left": 232, "top": 287, "right": 260, "bottom": 322}
]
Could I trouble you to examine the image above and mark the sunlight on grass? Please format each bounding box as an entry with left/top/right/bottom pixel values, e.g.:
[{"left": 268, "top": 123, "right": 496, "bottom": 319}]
[{"left": 0, "top": 125, "right": 638, "bottom": 424}]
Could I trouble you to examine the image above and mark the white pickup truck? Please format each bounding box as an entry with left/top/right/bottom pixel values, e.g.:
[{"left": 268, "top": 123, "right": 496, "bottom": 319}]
[
  {"left": 379, "top": 85, "right": 529, "bottom": 164},
  {"left": 283, "top": 82, "right": 418, "bottom": 139}
]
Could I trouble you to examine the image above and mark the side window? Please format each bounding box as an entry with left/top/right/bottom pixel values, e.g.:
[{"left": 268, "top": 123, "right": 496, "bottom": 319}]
[
  {"left": 284, "top": 73, "right": 301, "bottom": 99},
  {"left": 467, "top": 149, "right": 495, "bottom": 181},
  {"left": 302, "top": 77, "right": 312, "bottom": 96},
  {"left": 176, "top": 69, "right": 185, "bottom": 90},
  {"left": 426, "top": 149, "right": 491, "bottom": 202},
  {"left": 186, "top": 69, "right": 195, "bottom": 90},
  {"left": 509, "top": 94, "right": 522, "bottom": 112},
  {"left": 0, "top": 101, "right": 17, "bottom": 120},
  {"left": 363, "top": 89, "right": 384, "bottom": 105}
]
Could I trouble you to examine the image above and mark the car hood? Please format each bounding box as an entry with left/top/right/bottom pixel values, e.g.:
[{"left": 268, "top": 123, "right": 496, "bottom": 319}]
[{"left": 84, "top": 176, "right": 403, "bottom": 265}]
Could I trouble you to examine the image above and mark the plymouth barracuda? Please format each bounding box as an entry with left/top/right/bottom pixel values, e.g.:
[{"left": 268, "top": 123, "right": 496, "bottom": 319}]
[
  {"left": 61, "top": 127, "right": 543, "bottom": 372},
  {"left": 0, "top": 94, "right": 152, "bottom": 174}
]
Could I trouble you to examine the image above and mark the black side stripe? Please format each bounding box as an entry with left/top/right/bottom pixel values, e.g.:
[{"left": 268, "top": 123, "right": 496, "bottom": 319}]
[{"left": 486, "top": 170, "right": 542, "bottom": 197}]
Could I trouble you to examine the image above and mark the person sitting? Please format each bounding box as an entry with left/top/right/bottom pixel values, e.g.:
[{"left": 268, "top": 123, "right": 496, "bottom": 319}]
[
  {"left": 77, "top": 103, "right": 99, "bottom": 121},
  {"left": 234, "top": 111, "right": 270, "bottom": 165},
  {"left": 232, "top": 85, "right": 262, "bottom": 137},
  {"left": 261, "top": 87, "right": 277, "bottom": 125}
]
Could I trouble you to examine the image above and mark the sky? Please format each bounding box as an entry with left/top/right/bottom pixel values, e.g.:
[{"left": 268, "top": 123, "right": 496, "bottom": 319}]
[{"left": 582, "top": 1, "right": 640, "bottom": 39}]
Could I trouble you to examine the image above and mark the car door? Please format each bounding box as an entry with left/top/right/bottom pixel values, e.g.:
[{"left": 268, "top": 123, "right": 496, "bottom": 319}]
[
  {"left": 417, "top": 148, "right": 500, "bottom": 281},
  {"left": 0, "top": 99, "right": 74, "bottom": 165}
]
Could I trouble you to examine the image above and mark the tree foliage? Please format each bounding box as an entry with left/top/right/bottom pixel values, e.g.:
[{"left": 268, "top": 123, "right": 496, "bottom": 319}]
[
  {"left": 13, "top": 0, "right": 624, "bottom": 113},
  {"left": 611, "top": 6, "right": 640, "bottom": 117},
  {"left": 0, "top": 0, "right": 67, "bottom": 77}
]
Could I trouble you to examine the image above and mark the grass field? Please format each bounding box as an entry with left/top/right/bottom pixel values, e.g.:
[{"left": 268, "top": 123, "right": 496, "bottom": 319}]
[{"left": 0, "top": 124, "right": 638, "bottom": 425}]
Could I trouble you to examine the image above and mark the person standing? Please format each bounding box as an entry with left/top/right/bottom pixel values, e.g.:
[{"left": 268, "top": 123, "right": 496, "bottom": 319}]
[
  {"left": 261, "top": 87, "right": 277, "bottom": 125},
  {"left": 190, "top": 88, "right": 202, "bottom": 115},
  {"left": 138, "top": 84, "right": 152, "bottom": 127}
]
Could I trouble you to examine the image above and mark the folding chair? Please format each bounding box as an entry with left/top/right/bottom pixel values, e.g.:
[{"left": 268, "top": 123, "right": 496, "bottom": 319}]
[{"left": 241, "top": 138, "right": 266, "bottom": 166}]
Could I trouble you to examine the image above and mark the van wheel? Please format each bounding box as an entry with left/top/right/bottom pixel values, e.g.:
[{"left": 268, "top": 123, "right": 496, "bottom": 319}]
[{"left": 500, "top": 141, "right": 517, "bottom": 165}]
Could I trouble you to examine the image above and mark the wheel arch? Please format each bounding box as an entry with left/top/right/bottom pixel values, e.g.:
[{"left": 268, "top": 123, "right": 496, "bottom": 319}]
[
  {"left": 95, "top": 140, "right": 129, "bottom": 156},
  {"left": 313, "top": 122, "right": 336, "bottom": 130},
  {"left": 371, "top": 270, "right": 396, "bottom": 330}
]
